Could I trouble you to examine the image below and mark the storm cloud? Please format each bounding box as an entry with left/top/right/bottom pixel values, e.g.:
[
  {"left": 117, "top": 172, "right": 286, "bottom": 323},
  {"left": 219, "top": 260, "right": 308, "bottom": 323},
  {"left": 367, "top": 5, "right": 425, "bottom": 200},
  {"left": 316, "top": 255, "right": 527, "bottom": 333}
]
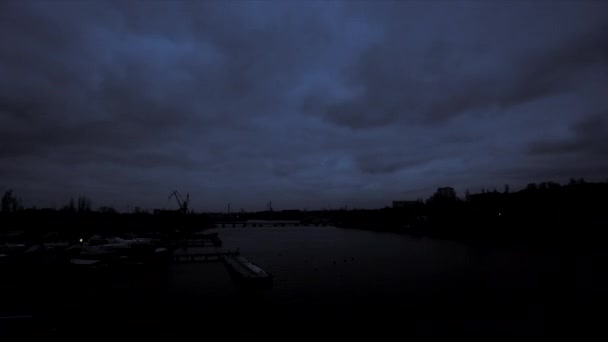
[{"left": 1, "top": 0, "right": 607, "bottom": 211}]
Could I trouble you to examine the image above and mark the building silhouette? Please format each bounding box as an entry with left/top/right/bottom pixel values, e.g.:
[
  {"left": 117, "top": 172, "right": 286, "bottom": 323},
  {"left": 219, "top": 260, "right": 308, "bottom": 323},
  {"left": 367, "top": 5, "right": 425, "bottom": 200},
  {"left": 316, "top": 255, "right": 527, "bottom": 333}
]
[{"left": 436, "top": 187, "right": 456, "bottom": 200}]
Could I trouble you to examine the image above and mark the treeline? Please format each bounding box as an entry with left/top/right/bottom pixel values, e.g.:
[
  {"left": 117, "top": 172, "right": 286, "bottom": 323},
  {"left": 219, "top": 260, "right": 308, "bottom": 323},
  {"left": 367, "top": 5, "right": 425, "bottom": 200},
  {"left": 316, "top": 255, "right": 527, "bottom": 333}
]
[
  {"left": 2, "top": 178, "right": 608, "bottom": 242},
  {"left": 2, "top": 191, "right": 102, "bottom": 214},
  {"left": 335, "top": 179, "right": 608, "bottom": 243},
  {"left": 0, "top": 190, "right": 212, "bottom": 238}
]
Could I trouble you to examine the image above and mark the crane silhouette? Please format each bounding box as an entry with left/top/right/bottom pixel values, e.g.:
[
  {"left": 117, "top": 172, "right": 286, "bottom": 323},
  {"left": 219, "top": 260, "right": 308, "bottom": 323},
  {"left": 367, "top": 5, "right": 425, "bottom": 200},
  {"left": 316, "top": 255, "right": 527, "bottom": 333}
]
[{"left": 169, "top": 190, "right": 190, "bottom": 214}]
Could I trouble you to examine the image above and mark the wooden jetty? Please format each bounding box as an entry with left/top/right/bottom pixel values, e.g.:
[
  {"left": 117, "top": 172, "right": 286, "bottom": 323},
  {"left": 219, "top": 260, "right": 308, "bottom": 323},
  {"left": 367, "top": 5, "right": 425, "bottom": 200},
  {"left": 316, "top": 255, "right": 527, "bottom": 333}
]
[
  {"left": 171, "top": 232, "right": 222, "bottom": 248},
  {"left": 223, "top": 255, "right": 272, "bottom": 288},
  {"left": 217, "top": 220, "right": 301, "bottom": 228},
  {"left": 172, "top": 249, "right": 239, "bottom": 263},
  {"left": 171, "top": 239, "right": 221, "bottom": 248}
]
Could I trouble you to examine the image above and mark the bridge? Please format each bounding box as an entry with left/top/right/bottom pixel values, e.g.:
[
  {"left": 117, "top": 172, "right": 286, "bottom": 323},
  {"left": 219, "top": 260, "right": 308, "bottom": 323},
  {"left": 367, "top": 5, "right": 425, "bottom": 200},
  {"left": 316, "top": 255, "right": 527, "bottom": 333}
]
[{"left": 216, "top": 220, "right": 306, "bottom": 228}]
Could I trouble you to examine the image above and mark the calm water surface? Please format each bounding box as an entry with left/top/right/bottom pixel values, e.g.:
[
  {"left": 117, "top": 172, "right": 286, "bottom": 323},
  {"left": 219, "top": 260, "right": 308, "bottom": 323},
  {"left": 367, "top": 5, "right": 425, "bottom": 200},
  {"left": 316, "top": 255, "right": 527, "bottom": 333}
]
[
  {"left": 166, "top": 226, "right": 606, "bottom": 335},
  {"left": 3, "top": 225, "right": 606, "bottom": 336}
]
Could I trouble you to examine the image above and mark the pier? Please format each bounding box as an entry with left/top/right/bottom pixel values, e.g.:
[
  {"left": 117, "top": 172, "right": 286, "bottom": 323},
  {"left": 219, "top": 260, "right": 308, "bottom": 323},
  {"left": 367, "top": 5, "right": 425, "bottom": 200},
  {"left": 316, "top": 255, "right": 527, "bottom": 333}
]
[
  {"left": 217, "top": 220, "right": 302, "bottom": 228},
  {"left": 172, "top": 249, "right": 239, "bottom": 263},
  {"left": 169, "top": 231, "right": 272, "bottom": 288},
  {"left": 223, "top": 255, "right": 272, "bottom": 287},
  {"left": 170, "top": 233, "right": 222, "bottom": 247}
]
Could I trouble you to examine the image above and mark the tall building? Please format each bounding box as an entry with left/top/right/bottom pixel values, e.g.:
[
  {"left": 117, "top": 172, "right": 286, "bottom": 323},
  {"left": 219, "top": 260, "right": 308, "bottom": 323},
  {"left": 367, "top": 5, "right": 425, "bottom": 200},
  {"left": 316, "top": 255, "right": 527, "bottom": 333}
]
[{"left": 436, "top": 187, "right": 456, "bottom": 199}]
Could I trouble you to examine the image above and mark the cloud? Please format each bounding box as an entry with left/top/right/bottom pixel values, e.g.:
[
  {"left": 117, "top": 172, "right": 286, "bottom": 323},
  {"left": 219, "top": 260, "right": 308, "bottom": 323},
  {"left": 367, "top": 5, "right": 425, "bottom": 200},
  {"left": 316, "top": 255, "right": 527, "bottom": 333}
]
[
  {"left": 528, "top": 112, "right": 608, "bottom": 156},
  {"left": 0, "top": 1, "right": 607, "bottom": 210},
  {"left": 316, "top": 3, "right": 608, "bottom": 128}
]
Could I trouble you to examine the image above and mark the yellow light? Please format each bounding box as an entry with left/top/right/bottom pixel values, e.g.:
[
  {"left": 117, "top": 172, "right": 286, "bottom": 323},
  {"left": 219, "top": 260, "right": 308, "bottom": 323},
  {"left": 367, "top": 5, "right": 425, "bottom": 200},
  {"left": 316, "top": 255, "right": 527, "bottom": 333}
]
[{"left": 79, "top": 238, "right": 83, "bottom": 243}]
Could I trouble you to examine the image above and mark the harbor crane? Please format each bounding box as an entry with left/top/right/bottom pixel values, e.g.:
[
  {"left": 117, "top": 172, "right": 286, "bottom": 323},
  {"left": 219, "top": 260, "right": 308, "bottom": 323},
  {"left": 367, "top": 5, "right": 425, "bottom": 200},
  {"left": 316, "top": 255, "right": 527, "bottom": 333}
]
[{"left": 169, "top": 190, "right": 190, "bottom": 214}]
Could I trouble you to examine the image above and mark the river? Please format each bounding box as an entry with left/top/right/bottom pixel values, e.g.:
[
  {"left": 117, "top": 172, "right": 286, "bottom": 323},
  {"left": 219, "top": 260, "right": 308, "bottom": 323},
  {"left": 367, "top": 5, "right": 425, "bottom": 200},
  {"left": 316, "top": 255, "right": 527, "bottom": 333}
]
[
  {"left": 3, "top": 225, "right": 606, "bottom": 337},
  {"left": 166, "top": 225, "right": 606, "bottom": 336}
]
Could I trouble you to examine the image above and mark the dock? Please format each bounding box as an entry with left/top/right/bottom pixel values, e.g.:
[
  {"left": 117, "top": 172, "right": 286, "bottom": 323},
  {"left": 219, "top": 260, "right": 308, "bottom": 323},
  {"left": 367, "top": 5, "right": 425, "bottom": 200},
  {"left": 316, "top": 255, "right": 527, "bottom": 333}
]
[
  {"left": 223, "top": 255, "right": 272, "bottom": 288},
  {"left": 217, "top": 220, "right": 302, "bottom": 228},
  {"left": 172, "top": 249, "right": 239, "bottom": 263},
  {"left": 170, "top": 232, "right": 222, "bottom": 248}
]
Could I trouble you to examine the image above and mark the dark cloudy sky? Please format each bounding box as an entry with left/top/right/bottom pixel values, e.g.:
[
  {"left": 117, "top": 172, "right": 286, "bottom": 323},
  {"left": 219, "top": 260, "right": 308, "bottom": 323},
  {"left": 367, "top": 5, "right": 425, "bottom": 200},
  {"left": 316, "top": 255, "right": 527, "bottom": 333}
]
[{"left": 1, "top": 1, "right": 607, "bottom": 211}]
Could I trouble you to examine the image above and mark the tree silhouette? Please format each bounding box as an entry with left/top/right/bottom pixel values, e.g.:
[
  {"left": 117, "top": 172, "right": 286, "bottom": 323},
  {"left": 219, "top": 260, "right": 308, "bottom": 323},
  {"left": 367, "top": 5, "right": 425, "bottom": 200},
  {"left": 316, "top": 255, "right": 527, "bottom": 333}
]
[
  {"left": 63, "top": 197, "right": 76, "bottom": 212},
  {"left": 1, "top": 189, "right": 22, "bottom": 213},
  {"left": 77, "top": 196, "right": 92, "bottom": 213}
]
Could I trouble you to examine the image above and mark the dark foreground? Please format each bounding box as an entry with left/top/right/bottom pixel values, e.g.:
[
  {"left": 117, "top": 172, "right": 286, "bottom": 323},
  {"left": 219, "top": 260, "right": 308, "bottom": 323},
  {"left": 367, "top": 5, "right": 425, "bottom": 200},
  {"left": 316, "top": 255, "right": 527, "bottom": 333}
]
[{"left": 2, "top": 226, "right": 607, "bottom": 338}]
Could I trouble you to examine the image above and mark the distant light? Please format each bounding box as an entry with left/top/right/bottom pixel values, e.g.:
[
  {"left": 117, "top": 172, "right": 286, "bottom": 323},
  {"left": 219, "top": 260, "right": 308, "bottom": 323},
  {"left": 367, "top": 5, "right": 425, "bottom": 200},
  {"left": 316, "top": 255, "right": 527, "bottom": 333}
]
[
  {"left": 79, "top": 238, "right": 83, "bottom": 243},
  {"left": 498, "top": 213, "right": 502, "bottom": 216}
]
